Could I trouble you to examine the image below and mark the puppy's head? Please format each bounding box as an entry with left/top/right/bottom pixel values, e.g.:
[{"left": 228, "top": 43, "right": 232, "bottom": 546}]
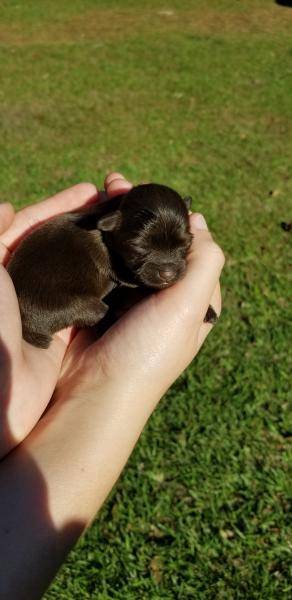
[{"left": 99, "top": 184, "right": 192, "bottom": 288}]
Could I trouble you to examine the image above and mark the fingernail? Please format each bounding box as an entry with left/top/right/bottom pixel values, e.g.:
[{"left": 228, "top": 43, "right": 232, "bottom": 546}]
[{"left": 194, "top": 213, "right": 208, "bottom": 230}]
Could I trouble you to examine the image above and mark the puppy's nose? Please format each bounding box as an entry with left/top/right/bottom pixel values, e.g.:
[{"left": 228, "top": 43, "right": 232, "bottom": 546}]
[{"left": 158, "top": 268, "right": 176, "bottom": 283}]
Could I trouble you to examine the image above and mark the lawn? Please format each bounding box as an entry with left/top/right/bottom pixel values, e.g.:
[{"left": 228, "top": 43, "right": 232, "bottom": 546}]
[{"left": 0, "top": 0, "right": 291, "bottom": 598}]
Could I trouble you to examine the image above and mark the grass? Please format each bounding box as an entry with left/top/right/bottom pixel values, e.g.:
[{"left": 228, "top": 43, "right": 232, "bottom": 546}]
[{"left": 1, "top": 0, "right": 291, "bottom": 598}]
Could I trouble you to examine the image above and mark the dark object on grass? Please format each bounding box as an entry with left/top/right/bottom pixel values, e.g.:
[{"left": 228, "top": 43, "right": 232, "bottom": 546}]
[
  {"left": 7, "top": 183, "right": 217, "bottom": 348},
  {"left": 280, "top": 221, "right": 291, "bottom": 232},
  {"left": 275, "top": 1, "right": 292, "bottom": 7}
]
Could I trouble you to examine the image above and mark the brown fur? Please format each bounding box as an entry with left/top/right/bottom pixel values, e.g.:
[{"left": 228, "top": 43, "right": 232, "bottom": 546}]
[{"left": 7, "top": 184, "right": 200, "bottom": 348}]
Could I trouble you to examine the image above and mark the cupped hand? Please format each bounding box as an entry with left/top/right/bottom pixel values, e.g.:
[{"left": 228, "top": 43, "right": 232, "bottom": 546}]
[
  {"left": 0, "top": 174, "right": 132, "bottom": 457},
  {"left": 55, "top": 204, "right": 224, "bottom": 410}
]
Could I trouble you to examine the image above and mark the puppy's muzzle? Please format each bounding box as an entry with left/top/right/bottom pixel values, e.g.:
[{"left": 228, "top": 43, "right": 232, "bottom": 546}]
[
  {"left": 157, "top": 268, "right": 177, "bottom": 285},
  {"left": 138, "top": 261, "right": 186, "bottom": 288}
]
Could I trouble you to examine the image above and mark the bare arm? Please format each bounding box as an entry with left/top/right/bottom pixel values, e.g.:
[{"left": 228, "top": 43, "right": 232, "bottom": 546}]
[{"left": 0, "top": 181, "right": 224, "bottom": 599}]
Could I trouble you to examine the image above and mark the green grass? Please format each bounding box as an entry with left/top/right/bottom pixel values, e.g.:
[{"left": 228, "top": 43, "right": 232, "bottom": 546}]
[{"left": 1, "top": 1, "right": 291, "bottom": 598}]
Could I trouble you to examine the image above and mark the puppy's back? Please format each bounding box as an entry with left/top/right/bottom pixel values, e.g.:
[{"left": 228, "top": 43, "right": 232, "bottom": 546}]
[{"left": 7, "top": 216, "right": 113, "bottom": 347}]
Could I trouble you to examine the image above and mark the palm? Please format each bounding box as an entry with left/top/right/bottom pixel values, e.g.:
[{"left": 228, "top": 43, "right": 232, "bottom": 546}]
[
  {"left": 0, "top": 175, "right": 222, "bottom": 457},
  {"left": 57, "top": 290, "right": 187, "bottom": 401},
  {"left": 0, "top": 176, "right": 132, "bottom": 456},
  {"left": 56, "top": 220, "right": 221, "bottom": 404},
  {"left": 0, "top": 266, "right": 69, "bottom": 450}
]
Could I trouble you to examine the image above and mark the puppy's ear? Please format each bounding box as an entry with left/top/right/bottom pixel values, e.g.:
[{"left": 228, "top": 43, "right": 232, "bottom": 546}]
[
  {"left": 98, "top": 210, "right": 122, "bottom": 231},
  {"left": 183, "top": 196, "right": 192, "bottom": 211}
]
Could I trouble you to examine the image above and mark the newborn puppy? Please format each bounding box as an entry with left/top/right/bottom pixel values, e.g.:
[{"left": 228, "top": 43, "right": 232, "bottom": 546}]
[{"left": 7, "top": 183, "right": 216, "bottom": 348}]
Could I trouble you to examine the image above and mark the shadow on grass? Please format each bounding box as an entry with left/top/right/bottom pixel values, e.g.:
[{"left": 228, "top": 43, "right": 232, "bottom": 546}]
[{"left": 0, "top": 336, "right": 84, "bottom": 600}]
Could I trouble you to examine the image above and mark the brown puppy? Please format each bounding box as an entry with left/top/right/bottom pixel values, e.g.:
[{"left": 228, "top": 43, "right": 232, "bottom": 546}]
[{"left": 7, "top": 183, "right": 216, "bottom": 348}]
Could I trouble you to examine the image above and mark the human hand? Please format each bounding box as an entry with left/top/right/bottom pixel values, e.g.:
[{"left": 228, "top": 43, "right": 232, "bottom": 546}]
[
  {"left": 54, "top": 184, "right": 224, "bottom": 416},
  {"left": 0, "top": 177, "right": 224, "bottom": 599},
  {"left": 24, "top": 178, "right": 224, "bottom": 544},
  {"left": 0, "top": 175, "right": 132, "bottom": 457}
]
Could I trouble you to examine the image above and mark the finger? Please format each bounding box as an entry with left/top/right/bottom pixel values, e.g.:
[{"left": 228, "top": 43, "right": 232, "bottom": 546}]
[
  {"left": 0, "top": 203, "right": 15, "bottom": 234},
  {"left": 0, "top": 204, "right": 14, "bottom": 263},
  {"left": 0, "top": 241, "right": 10, "bottom": 265},
  {"left": 57, "top": 328, "right": 97, "bottom": 387},
  {"left": 0, "top": 183, "right": 98, "bottom": 250},
  {"left": 104, "top": 173, "right": 133, "bottom": 198},
  {"left": 26, "top": 324, "right": 94, "bottom": 392},
  {"left": 54, "top": 326, "right": 77, "bottom": 347},
  {"left": 0, "top": 265, "right": 22, "bottom": 357},
  {"left": 159, "top": 213, "right": 225, "bottom": 323}
]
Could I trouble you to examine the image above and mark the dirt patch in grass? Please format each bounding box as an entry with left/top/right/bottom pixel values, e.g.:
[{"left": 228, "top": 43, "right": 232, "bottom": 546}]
[{"left": 0, "top": 5, "right": 292, "bottom": 46}]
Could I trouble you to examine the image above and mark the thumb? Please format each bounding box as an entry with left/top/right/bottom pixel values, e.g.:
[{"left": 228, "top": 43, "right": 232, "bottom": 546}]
[
  {"left": 187, "top": 212, "right": 225, "bottom": 301},
  {"left": 159, "top": 213, "right": 225, "bottom": 323}
]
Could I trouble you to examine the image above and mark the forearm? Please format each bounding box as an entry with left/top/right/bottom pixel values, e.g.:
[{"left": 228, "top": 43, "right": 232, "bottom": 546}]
[
  {"left": 0, "top": 206, "right": 224, "bottom": 599},
  {"left": 0, "top": 379, "right": 162, "bottom": 600}
]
